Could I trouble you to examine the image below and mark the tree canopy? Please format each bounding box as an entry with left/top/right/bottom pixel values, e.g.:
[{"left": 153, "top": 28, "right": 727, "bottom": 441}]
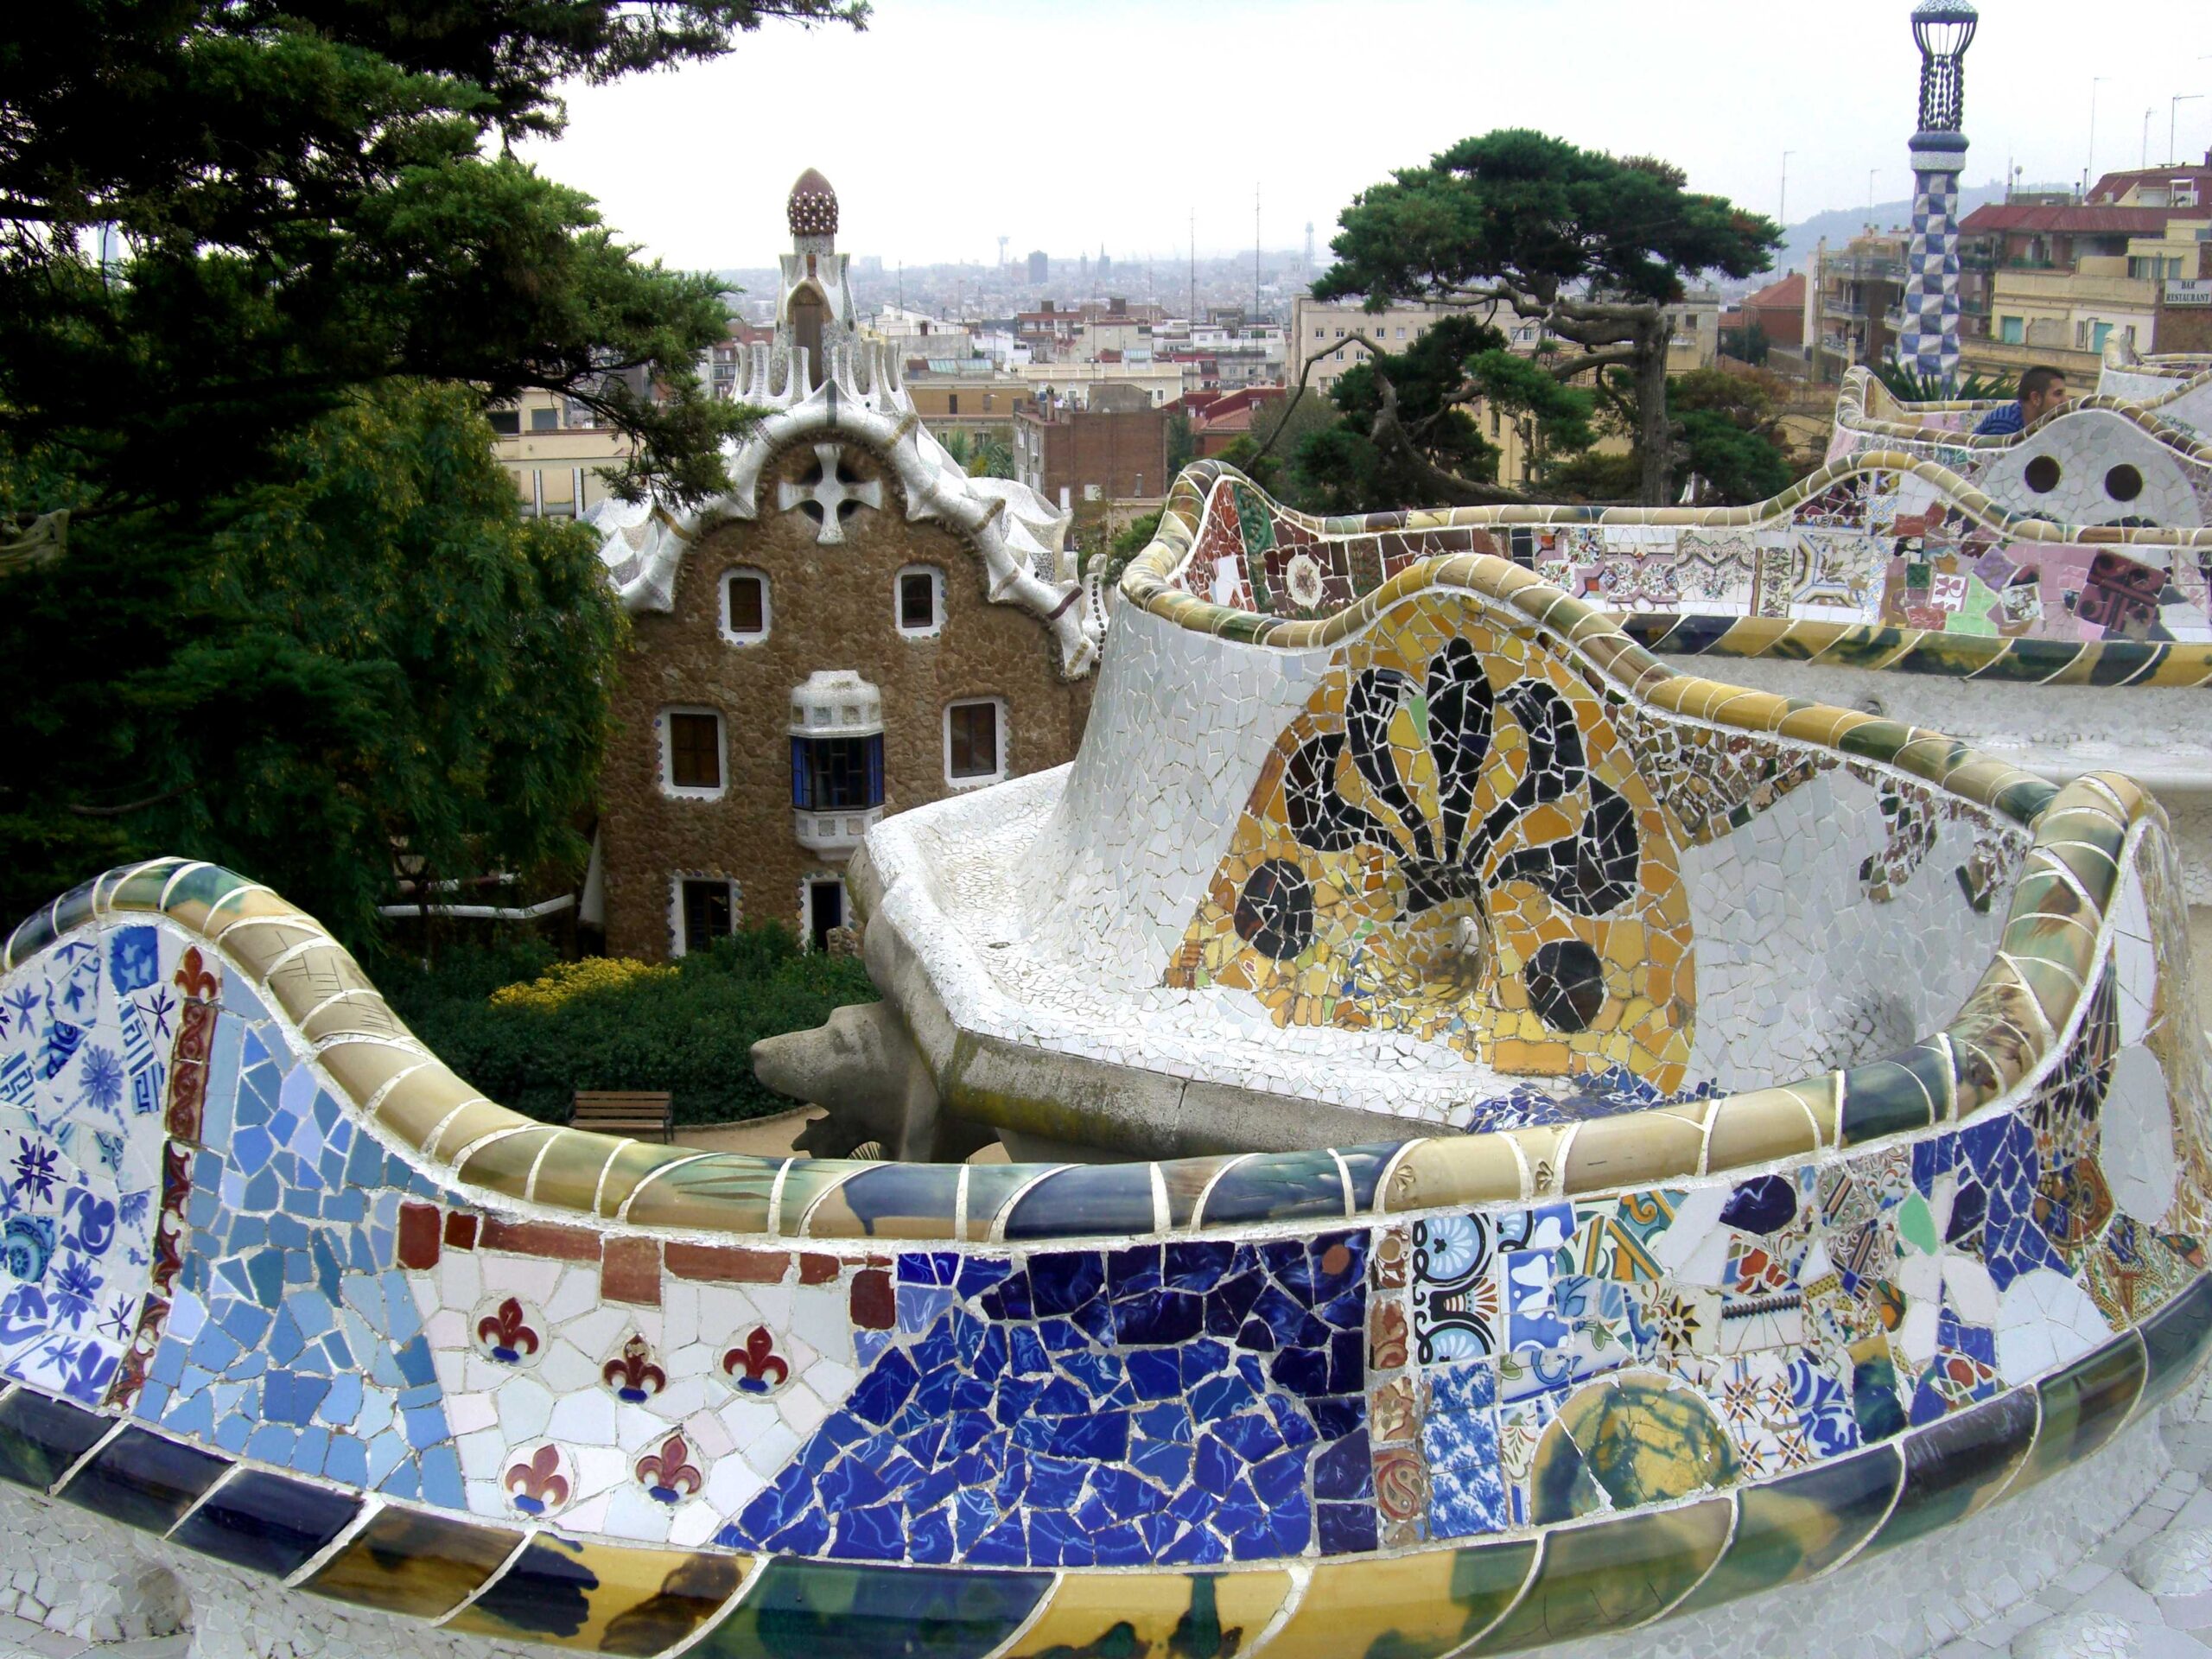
[
  {"left": 1313, "top": 130, "right": 1780, "bottom": 504},
  {"left": 1262, "top": 315, "right": 1594, "bottom": 515},
  {"left": 2, "top": 0, "right": 863, "bottom": 514},
  {"left": 0, "top": 1, "right": 865, "bottom": 944}
]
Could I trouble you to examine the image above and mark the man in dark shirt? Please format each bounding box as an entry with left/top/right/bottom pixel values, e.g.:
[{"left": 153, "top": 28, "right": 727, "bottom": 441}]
[{"left": 1973, "top": 365, "right": 2068, "bottom": 435}]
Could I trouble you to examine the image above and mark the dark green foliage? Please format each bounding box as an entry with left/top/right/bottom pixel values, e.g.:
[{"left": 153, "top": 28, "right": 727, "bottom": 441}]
[
  {"left": 1265, "top": 316, "right": 1597, "bottom": 514},
  {"left": 1541, "top": 368, "right": 1798, "bottom": 506},
  {"left": 1873, "top": 361, "right": 2013, "bottom": 404},
  {"left": 1675, "top": 409, "right": 1792, "bottom": 503},
  {"left": 1312, "top": 130, "right": 1780, "bottom": 503},
  {"left": 1719, "top": 321, "right": 1770, "bottom": 365},
  {"left": 0, "top": 0, "right": 861, "bottom": 943},
  {"left": 1165, "top": 413, "right": 1196, "bottom": 478},
  {"left": 0, "top": 0, "right": 864, "bottom": 510},
  {"left": 1314, "top": 130, "right": 1780, "bottom": 310},
  {"left": 1669, "top": 368, "right": 1794, "bottom": 505},
  {"left": 1, "top": 382, "right": 624, "bottom": 950},
  {"left": 381, "top": 927, "right": 878, "bottom": 1126}
]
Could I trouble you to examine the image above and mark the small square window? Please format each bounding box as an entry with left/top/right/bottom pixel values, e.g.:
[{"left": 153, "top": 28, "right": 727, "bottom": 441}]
[
  {"left": 666, "top": 711, "right": 722, "bottom": 791},
  {"left": 530, "top": 406, "right": 559, "bottom": 431},
  {"left": 946, "top": 700, "right": 1002, "bottom": 785},
  {"left": 723, "top": 570, "right": 768, "bottom": 642},
  {"left": 487, "top": 410, "right": 520, "bottom": 435},
  {"left": 898, "top": 568, "right": 941, "bottom": 634}
]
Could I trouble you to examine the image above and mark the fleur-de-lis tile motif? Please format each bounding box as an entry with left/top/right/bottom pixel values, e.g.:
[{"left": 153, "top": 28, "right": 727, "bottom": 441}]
[
  {"left": 1169, "top": 601, "right": 1694, "bottom": 1088},
  {"left": 637, "top": 1433, "right": 702, "bottom": 1503},
  {"left": 173, "top": 948, "right": 219, "bottom": 1003},
  {"left": 475, "top": 1296, "right": 540, "bottom": 1365},
  {"left": 601, "top": 1333, "right": 667, "bottom": 1403},
  {"left": 504, "top": 1445, "right": 569, "bottom": 1516},
  {"left": 721, "top": 1325, "right": 790, "bottom": 1394}
]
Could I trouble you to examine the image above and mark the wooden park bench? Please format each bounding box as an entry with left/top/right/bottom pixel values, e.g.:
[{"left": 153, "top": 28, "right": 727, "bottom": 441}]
[{"left": 570, "top": 1090, "right": 673, "bottom": 1143}]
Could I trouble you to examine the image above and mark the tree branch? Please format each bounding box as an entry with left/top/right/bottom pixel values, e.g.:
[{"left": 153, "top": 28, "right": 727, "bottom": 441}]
[
  {"left": 1549, "top": 348, "right": 1639, "bottom": 382},
  {"left": 1369, "top": 374, "right": 1529, "bottom": 506},
  {"left": 66, "top": 783, "right": 195, "bottom": 818},
  {"left": 1253, "top": 330, "right": 1389, "bottom": 463}
]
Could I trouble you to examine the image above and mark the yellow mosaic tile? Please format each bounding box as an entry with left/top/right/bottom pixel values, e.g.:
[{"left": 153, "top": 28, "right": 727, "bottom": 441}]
[{"left": 1167, "top": 598, "right": 1696, "bottom": 1092}]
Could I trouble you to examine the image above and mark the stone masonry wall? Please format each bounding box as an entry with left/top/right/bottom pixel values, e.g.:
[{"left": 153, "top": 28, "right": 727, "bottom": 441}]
[{"left": 599, "top": 436, "right": 1093, "bottom": 960}]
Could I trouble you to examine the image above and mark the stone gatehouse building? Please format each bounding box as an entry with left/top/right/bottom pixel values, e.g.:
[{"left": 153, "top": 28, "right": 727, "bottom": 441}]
[{"left": 583, "top": 171, "right": 1102, "bottom": 959}]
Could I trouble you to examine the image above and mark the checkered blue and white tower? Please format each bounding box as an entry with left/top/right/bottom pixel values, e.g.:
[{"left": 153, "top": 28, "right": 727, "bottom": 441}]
[{"left": 1897, "top": 0, "right": 1977, "bottom": 388}]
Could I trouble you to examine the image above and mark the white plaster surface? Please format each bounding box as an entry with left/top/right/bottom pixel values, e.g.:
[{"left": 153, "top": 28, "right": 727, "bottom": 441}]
[
  {"left": 1680, "top": 767, "right": 2006, "bottom": 1091},
  {"left": 1658, "top": 657, "right": 2212, "bottom": 911}
]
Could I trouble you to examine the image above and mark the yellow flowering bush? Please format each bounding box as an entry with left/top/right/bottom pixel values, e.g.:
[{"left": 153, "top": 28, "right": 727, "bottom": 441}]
[
  {"left": 488, "top": 957, "right": 677, "bottom": 1012},
  {"left": 384, "top": 930, "right": 874, "bottom": 1123}
]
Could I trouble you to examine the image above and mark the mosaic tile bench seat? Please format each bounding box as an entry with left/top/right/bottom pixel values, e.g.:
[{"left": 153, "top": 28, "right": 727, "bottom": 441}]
[
  {"left": 1824, "top": 365, "right": 2212, "bottom": 528},
  {"left": 5, "top": 498, "right": 2209, "bottom": 1650},
  {"left": 2099, "top": 344, "right": 2212, "bottom": 426}
]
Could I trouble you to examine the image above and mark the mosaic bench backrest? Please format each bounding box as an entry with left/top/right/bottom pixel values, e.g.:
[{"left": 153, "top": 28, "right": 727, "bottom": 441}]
[
  {"left": 1121, "top": 553, "right": 2025, "bottom": 1104},
  {"left": 2099, "top": 351, "right": 2212, "bottom": 432},
  {"left": 0, "top": 746, "right": 2208, "bottom": 1656},
  {"left": 1826, "top": 367, "right": 2212, "bottom": 527},
  {"left": 1146, "top": 457, "right": 2212, "bottom": 684}
]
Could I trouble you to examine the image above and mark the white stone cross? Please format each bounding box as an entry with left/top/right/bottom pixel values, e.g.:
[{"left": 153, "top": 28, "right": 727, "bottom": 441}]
[{"left": 777, "top": 442, "right": 882, "bottom": 545}]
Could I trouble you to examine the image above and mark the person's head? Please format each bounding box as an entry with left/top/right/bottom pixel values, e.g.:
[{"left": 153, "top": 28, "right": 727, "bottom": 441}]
[{"left": 2018, "top": 365, "right": 2068, "bottom": 423}]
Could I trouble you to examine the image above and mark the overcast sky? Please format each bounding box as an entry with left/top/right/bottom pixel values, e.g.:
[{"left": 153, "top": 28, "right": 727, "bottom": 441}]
[{"left": 518, "top": 0, "right": 2212, "bottom": 274}]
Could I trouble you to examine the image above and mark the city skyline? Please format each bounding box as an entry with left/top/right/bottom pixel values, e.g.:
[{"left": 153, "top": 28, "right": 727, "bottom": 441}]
[{"left": 517, "top": 0, "right": 2212, "bottom": 276}]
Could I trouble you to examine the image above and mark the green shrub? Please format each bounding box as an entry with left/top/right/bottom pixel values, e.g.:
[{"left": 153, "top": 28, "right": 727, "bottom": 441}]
[{"left": 378, "top": 925, "right": 875, "bottom": 1124}]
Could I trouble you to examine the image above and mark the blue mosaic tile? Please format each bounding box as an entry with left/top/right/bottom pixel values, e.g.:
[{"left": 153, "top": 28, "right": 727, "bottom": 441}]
[{"left": 718, "top": 1233, "right": 1370, "bottom": 1564}]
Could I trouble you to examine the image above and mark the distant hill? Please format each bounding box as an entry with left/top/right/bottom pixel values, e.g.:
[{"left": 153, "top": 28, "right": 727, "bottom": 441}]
[{"left": 1763, "top": 181, "right": 2069, "bottom": 285}]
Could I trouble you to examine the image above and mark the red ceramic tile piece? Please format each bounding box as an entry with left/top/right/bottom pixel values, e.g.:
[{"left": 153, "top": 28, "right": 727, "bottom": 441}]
[
  {"left": 798, "top": 1253, "right": 840, "bottom": 1286},
  {"left": 601, "top": 1236, "right": 662, "bottom": 1306},
  {"left": 397, "top": 1202, "right": 442, "bottom": 1271},
  {"left": 664, "top": 1243, "right": 791, "bottom": 1285},
  {"left": 479, "top": 1217, "right": 602, "bottom": 1262},
  {"left": 849, "top": 1268, "right": 895, "bottom": 1331},
  {"left": 444, "top": 1211, "right": 479, "bottom": 1250}
]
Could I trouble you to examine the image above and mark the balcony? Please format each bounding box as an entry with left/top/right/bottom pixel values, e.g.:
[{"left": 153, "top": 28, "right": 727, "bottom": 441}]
[
  {"left": 794, "top": 804, "right": 883, "bottom": 856},
  {"left": 1990, "top": 268, "right": 2158, "bottom": 309},
  {"left": 789, "top": 670, "right": 885, "bottom": 860}
]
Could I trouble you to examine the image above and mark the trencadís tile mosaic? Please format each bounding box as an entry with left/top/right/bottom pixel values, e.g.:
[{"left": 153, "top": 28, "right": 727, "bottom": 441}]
[{"left": 2, "top": 443, "right": 2210, "bottom": 1657}]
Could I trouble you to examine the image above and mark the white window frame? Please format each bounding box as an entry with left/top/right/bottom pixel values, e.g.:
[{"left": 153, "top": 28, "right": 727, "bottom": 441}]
[
  {"left": 894, "top": 564, "right": 945, "bottom": 639},
  {"left": 943, "top": 696, "right": 1008, "bottom": 790},
  {"left": 720, "top": 567, "right": 772, "bottom": 646},
  {"left": 658, "top": 706, "right": 728, "bottom": 802},
  {"left": 668, "top": 873, "right": 741, "bottom": 958},
  {"left": 799, "top": 874, "right": 849, "bottom": 953}
]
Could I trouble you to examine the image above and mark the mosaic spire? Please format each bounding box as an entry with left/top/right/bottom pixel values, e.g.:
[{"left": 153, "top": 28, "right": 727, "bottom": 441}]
[{"left": 1897, "top": 0, "right": 1978, "bottom": 387}]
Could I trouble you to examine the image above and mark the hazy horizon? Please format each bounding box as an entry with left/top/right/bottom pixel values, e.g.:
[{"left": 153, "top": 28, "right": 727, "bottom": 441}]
[{"left": 517, "top": 0, "right": 2211, "bottom": 276}]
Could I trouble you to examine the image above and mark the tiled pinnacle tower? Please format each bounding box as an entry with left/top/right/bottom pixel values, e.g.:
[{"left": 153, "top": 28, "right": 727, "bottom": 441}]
[{"left": 1897, "top": 0, "right": 1978, "bottom": 386}]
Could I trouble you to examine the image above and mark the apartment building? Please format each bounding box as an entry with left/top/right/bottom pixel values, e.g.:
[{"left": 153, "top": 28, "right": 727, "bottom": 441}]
[
  {"left": 1287, "top": 297, "right": 1458, "bottom": 397},
  {"left": 488, "top": 386, "right": 635, "bottom": 522},
  {"left": 1958, "top": 161, "right": 2212, "bottom": 382},
  {"left": 1013, "top": 386, "right": 1170, "bottom": 507}
]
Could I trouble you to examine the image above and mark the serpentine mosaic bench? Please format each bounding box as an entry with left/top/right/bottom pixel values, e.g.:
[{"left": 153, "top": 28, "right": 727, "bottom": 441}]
[
  {"left": 5, "top": 502, "right": 2212, "bottom": 1649},
  {"left": 1824, "top": 365, "right": 2212, "bottom": 529},
  {"left": 2099, "top": 346, "right": 2212, "bottom": 435}
]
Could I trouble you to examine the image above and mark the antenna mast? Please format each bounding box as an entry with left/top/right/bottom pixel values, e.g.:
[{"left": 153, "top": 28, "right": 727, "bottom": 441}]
[{"left": 1254, "top": 183, "right": 1261, "bottom": 321}]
